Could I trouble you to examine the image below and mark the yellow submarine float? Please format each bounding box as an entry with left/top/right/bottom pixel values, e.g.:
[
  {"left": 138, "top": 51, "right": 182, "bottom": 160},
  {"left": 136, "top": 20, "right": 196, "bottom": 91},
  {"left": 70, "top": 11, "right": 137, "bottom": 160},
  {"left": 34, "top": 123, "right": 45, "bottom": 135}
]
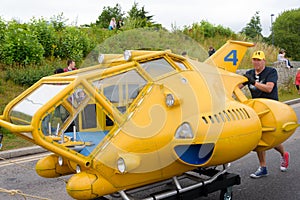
[{"left": 0, "top": 40, "right": 298, "bottom": 199}]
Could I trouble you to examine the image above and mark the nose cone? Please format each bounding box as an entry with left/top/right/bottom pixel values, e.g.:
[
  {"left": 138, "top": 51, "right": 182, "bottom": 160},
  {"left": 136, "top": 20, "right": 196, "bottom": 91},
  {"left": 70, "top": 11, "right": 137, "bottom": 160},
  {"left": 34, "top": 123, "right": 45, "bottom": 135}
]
[
  {"left": 36, "top": 154, "right": 74, "bottom": 178},
  {"left": 66, "top": 171, "right": 116, "bottom": 200},
  {"left": 66, "top": 171, "right": 98, "bottom": 199}
]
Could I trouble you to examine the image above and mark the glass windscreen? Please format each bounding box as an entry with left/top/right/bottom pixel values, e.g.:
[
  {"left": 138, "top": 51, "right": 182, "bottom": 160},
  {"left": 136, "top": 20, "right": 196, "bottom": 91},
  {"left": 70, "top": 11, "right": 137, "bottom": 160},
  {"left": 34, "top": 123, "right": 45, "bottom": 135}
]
[
  {"left": 140, "top": 58, "right": 175, "bottom": 79},
  {"left": 9, "top": 83, "right": 69, "bottom": 125},
  {"left": 67, "top": 88, "right": 88, "bottom": 108},
  {"left": 174, "top": 61, "right": 188, "bottom": 70},
  {"left": 92, "top": 69, "right": 147, "bottom": 113},
  {"left": 41, "top": 104, "right": 70, "bottom": 135}
]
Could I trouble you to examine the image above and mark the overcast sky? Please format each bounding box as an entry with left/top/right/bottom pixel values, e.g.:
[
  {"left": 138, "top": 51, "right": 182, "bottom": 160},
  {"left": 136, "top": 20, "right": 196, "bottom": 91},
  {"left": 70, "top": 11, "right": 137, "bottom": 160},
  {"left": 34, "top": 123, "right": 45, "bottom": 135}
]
[{"left": 0, "top": 0, "right": 299, "bottom": 36}]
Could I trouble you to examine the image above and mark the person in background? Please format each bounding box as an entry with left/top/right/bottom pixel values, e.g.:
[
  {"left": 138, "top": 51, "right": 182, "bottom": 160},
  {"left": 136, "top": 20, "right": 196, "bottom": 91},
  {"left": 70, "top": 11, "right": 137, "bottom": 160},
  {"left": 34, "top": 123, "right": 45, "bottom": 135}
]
[
  {"left": 54, "top": 68, "right": 64, "bottom": 74},
  {"left": 242, "top": 50, "right": 290, "bottom": 178},
  {"left": 208, "top": 46, "right": 216, "bottom": 57},
  {"left": 277, "top": 49, "right": 293, "bottom": 68},
  {"left": 116, "top": 19, "right": 123, "bottom": 29},
  {"left": 108, "top": 17, "right": 116, "bottom": 30},
  {"left": 295, "top": 68, "right": 300, "bottom": 94},
  {"left": 64, "top": 60, "right": 77, "bottom": 72},
  {"left": 181, "top": 51, "right": 187, "bottom": 57}
]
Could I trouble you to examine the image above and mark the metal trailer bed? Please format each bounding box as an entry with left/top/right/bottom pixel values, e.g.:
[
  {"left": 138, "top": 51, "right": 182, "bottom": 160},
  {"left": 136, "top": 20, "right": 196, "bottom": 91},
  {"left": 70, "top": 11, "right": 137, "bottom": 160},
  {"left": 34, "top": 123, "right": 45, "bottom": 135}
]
[{"left": 98, "top": 164, "right": 240, "bottom": 200}]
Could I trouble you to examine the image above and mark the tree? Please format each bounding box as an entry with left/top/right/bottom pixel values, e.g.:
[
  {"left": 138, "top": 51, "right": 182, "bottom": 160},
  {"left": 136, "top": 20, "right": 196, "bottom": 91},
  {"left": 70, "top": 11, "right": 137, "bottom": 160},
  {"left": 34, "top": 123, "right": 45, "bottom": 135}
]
[
  {"left": 124, "top": 2, "right": 155, "bottom": 29},
  {"left": 95, "top": 4, "right": 125, "bottom": 29},
  {"left": 0, "top": 17, "right": 7, "bottom": 61},
  {"left": 50, "top": 13, "right": 68, "bottom": 32},
  {"left": 182, "top": 20, "right": 235, "bottom": 44},
  {"left": 272, "top": 8, "right": 300, "bottom": 60},
  {"left": 2, "top": 20, "right": 44, "bottom": 66},
  {"left": 54, "top": 26, "right": 94, "bottom": 61},
  {"left": 29, "top": 18, "right": 57, "bottom": 58},
  {"left": 240, "top": 11, "right": 262, "bottom": 40}
]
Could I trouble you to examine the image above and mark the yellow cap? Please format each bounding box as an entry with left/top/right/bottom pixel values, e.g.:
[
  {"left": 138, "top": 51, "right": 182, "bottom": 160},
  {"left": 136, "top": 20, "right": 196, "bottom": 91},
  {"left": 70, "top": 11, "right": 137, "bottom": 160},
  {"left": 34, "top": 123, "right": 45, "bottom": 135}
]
[{"left": 252, "top": 51, "right": 265, "bottom": 60}]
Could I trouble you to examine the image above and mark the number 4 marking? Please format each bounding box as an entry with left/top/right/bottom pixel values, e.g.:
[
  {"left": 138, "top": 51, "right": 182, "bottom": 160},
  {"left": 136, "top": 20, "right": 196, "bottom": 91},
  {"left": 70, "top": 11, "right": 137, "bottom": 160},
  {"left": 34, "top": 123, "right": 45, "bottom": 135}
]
[{"left": 224, "top": 50, "right": 238, "bottom": 66}]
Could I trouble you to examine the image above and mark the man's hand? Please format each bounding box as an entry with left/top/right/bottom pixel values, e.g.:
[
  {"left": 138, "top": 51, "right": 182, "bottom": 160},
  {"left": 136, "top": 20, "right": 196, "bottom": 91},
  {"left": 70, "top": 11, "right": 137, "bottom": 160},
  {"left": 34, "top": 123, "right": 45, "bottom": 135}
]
[{"left": 243, "top": 74, "right": 256, "bottom": 85}]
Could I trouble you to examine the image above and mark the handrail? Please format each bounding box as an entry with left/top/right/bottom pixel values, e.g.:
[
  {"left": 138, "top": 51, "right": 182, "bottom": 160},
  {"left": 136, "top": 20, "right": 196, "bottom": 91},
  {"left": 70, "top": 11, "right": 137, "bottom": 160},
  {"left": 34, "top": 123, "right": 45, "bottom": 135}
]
[{"left": 0, "top": 118, "right": 33, "bottom": 132}]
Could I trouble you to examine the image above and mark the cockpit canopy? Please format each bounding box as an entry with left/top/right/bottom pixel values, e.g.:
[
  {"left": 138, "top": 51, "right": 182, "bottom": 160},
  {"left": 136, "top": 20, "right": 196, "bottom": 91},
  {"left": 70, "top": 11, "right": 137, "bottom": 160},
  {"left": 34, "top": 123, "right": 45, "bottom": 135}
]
[{"left": 6, "top": 50, "right": 189, "bottom": 156}]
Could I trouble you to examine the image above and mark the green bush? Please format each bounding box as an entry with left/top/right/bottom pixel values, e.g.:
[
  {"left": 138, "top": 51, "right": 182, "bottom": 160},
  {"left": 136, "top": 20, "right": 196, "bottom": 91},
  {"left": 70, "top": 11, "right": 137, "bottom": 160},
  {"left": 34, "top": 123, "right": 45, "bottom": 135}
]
[
  {"left": 0, "top": 79, "right": 3, "bottom": 94},
  {"left": 0, "top": 18, "right": 6, "bottom": 61},
  {"left": 180, "top": 20, "right": 243, "bottom": 60},
  {"left": 2, "top": 21, "right": 44, "bottom": 66},
  {"left": 54, "top": 26, "right": 95, "bottom": 62},
  {"left": 91, "top": 28, "right": 209, "bottom": 63},
  {"left": 29, "top": 18, "right": 58, "bottom": 58},
  {"left": 5, "top": 64, "right": 55, "bottom": 86},
  {"left": 273, "top": 8, "right": 300, "bottom": 60}
]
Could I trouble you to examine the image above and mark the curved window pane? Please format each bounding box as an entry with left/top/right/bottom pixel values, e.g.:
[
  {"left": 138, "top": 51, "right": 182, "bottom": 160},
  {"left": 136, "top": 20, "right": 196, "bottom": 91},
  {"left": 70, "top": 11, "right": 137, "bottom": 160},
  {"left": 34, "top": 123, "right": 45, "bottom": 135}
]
[
  {"left": 92, "top": 70, "right": 146, "bottom": 113},
  {"left": 67, "top": 88, "right": 88, "bottom": 108},
  {"left": 81, "top": 104, "right": 97, "bottom": 129},
  {"left": 9, "top": 84, "right": 68, "bottom": 125},
  {"left": 175, "top": 61, "right": 188, "bottom": 70},
  {"left": 41, "top": 105, "right": 70, "bottom": 136},
  {"left": 140, "top": 58, "right": 175, "bottom": 78}
]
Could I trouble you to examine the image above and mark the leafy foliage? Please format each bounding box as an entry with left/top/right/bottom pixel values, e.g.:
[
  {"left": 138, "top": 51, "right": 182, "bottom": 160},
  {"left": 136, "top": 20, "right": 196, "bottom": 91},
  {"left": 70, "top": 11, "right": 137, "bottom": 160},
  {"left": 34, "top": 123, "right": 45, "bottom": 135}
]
[
  {"left": 240, "top": 11, "right": 262, "bottom": 40},
  {"left": 272, "top": 8, "right": 300, "bottom": 60},
  {"left": 50, "top": 13, "right": 68, "bottom": 32},
  {"left": 87, "top": 28, "right": 209, "bottom": 65},
  {"left": 182, "top": 20, "right": 237, "bottom": 50},
  {"left": 1, "top": 21, "right": 44, "bottom": 66},
  {"left": 0, "top": 5, "right": 299, "bottom": 88},
  {"left": 0, "top": 17, "right": 96, "bottom": 68},
  {"left": 54, "top": 26, "right": 95, "bottom": 62},
  {"left": 183, "top": 21, "right": 235, "bottom": 40},
  {"left": 0, "top": 18, "right": 7, "bottom": 61},
  {"left": 29, "top": 18, "right": 57, "bottom": 58},
  {"left": 0, "top": 18, "right": 5, "bottom": 42},
  {"left": 1, "top": 6, "right": 300, "bottom": 150},
  {"left": 5, "top": 64, "right": 55, "bottom": 86},
  {"left": 124, "top": 2, "right": 154, "bottom": 29},
  {"left": 94, "top": 2, "right": 158, "bottom": 30},
  {"left": 95, "top": 4, "right": 125, "bottom": 29}
]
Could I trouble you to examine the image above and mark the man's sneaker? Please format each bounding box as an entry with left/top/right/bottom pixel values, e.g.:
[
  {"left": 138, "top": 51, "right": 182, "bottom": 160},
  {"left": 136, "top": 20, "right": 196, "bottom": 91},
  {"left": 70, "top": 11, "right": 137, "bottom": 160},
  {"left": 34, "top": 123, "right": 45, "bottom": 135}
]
[
  {"left": 280, "top": 152, "right": 290, "bottom": 172},
  {"left": 250, "top": 167, "right": 268, "bottom": 178}
]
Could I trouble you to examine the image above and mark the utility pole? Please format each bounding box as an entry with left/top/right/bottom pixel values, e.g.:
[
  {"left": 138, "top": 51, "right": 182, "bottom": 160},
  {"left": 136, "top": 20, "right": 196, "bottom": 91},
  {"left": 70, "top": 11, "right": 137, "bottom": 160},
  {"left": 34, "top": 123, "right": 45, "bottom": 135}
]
[{"left": 271, "top": 14, "right": 274, "bottom": 46}]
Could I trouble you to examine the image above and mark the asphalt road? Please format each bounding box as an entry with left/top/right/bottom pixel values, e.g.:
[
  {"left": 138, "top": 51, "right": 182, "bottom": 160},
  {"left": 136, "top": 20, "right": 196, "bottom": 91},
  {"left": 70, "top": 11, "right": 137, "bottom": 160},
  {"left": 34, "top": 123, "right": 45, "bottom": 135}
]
[{"left": 0, "top": 104, "right": 300, "bottom": 200}]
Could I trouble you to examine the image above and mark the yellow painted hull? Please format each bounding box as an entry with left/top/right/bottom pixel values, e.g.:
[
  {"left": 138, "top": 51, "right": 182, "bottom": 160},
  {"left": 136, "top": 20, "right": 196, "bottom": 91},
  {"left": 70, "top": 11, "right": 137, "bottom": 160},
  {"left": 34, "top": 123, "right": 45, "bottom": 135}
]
[{"left": 0, "top": 40, "right": 298, "bottom": 199}]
